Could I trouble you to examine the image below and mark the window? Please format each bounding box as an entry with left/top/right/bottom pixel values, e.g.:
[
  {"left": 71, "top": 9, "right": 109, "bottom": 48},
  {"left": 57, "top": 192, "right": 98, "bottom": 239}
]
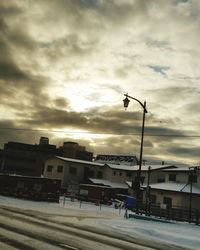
[
  {"left": 119, "top": 172, "right": 122, "bottom": 176},
  {"left": 57, "top": 165, "right": 63, "bottom": 173},
  {"left": 69, "top": 166, "right": 77, "bottom": 175},
  {"left": 126, "top": 171, "right": 132, "bottom": 177},
  {"left": 89, "top": 170, "right": 94, "bottom": 178},
  {"left": 33, "top": 183, "right": 42, "bottom": 192},
  {"left": 150, "top": 194, "right": 156, "bottom": 204},
  {"left": 169, "top": 174, "right": 176, "bottom": 181},
  {"left": 113, "top": 171, "right": 116, "bottom": 176},
  {"left": 16, "top": 181, "right": 24, "bottom": 189},
  {"left": 163, "top": 197, "right": 172, "bottom": 208},
  {"left": 97, "top": 171, "right": 102, "bottom": 179},
  {"left": 47, "top": 165, "right": 53, "bottom": 172},
  {"left": 157, "top": 178, "right": 165, "bottom": 183}
]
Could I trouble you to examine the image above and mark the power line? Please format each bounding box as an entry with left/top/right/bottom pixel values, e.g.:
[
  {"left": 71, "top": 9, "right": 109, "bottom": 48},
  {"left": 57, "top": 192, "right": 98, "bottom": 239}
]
[{"left": 0, "top": 127, "right": 199, "bottom": 138}]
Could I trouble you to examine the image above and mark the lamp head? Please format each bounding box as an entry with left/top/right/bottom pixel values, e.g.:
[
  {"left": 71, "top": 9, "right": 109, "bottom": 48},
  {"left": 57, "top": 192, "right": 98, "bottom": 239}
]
[{"left": 123, "top": 96, "right": 130, "bottom": 109}]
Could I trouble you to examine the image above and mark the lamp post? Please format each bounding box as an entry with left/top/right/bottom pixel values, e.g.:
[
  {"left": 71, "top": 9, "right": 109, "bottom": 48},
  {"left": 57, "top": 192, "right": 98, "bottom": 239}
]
[
  {"left": 145, "top": 166, "right": 151, "bottom": 216},
  {"left": 123, "top": 93, "right": 148, "bottom": 213},
  {"left": 188, "top": 166, "right": 199, "bottom": 223}
]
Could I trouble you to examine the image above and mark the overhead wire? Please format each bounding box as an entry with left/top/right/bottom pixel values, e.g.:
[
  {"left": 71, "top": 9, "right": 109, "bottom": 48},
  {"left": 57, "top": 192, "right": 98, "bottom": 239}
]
[{"left": 0, "top": 127, "right": 199, "bottom": 138}]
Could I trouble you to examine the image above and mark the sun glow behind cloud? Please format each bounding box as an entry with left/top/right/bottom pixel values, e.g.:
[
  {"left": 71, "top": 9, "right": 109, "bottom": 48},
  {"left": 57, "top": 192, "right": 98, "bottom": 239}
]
[
  {"left": 51, "top": 128, "right": 108, "bottom": 147},
  {"left": 0, "top": 0, "right": 200, "bottom": 164}
]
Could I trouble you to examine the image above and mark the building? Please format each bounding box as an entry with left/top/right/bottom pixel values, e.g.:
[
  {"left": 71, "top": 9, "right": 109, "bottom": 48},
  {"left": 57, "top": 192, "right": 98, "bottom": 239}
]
[
  {"left": 142, "top": 166, "right": 200, "bottom": 210},
  {"left": 0, "top": 138, "right": 57, "bottom": 176},
  {"left": 0, "top": 138, "right": 94, "bottom": 177},
  {"left": 57, "top": 142, "right": 93, "bottom": 161},
  {"left": 43, "top": 155, "right": 176, "bottom": 198},
  {"left": 44, "top": 156, "right": 105, "bottom": 194}
]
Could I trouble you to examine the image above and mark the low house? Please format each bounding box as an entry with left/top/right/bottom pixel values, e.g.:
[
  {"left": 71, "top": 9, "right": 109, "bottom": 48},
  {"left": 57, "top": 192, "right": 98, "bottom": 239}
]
[
  {"left": 44, "top": 156, "right": 105, "bottom": 194},
  {"left": 44, "top": 156, "right": 177, "bottom": 197},
  {"left": 143, "top": 166, "right": 200, "bottom": 210},
  {"left": 126, "top": 164, "right": 176, "bottom": 196},
  {"left": 79, "top": 178, "right": 128, "bottom": 203},
  {"left": 144, "top": 181, "right": 200, "bottom": 210}
]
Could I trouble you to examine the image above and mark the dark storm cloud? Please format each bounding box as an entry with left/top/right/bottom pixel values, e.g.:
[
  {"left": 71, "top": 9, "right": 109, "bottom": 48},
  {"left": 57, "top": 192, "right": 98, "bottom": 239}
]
[
  {"left": 54, "top": 98, "right": 69, "bottom": 108},
  {"left": 18, "top": 108, "right": 87, "bottom": 128},
  {"left": 0, "top": 61, "right": 27, "bottom": 81},
  {"left": 0, "top": 3, "right": 22, "bottom": 16},
  {"left": 11, "top": 102, "right": 189, "bottom": 141},
  {"left": 167, "top": 145, "right": 200, "bottom": 158},
  {"left": 0, "top": 2, "right": 48, "bottom": 104},
  {"left": 0, "top": 120, "right": 40, "bottom": 146}
]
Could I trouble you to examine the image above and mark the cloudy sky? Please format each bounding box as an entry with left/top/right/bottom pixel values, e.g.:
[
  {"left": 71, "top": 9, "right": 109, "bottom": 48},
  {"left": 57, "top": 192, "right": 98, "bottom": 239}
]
[{"left": 0, "top": 0, "right": 200, "bottom": 164}]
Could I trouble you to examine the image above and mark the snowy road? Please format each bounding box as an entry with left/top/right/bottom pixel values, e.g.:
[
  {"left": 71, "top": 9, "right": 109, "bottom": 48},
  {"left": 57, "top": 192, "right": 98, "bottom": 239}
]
[
  {"left": 0, "top": 206, "right": 156, "bottom": 250},
  {"left": 0, "top": 196, "right": 199, "bottom": 250}
]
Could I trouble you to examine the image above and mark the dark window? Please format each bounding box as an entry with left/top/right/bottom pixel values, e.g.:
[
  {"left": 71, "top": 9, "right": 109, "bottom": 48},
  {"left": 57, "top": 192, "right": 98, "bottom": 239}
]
[
  {"left": 57, "top": 165, "right": 63, "bottom": 173},
  {"left": 126, "top": 171, "right": 132, "bottom": 177},
  {"left": 169, "top": 174, "right": 176, "bottom": 181},
  {"left": 188, "top": 174, "right": 197, "bottom": 183},
  {"left": 119, "top": 172, "right": 122, "bottom": 176},
  {"left": 89, "top": 170, "right": 94, "bottom": 178},
  {"left": 47, "top": 165, "right": 53, "bottom": 172},
  {"left": 163, "top": 197, "right": 172, "bottom": 208},
  {"left": 69, "top": 166, "right": 77, "bottom": 175},
  {"left": 33, "top": 183, "right": 42, "bottom": 192},
  {"left": 157, "top": 178, "right": 165, "bottom": 183},
  {"left": 97, "top": 171, "right": 102, "bottom": 179},
  {"left": 150, "top": 194, "right": 156, "bottom": 204},
  {"left": 113, "top": 171, "right": 116, "bottom": 176},
  {"left": 84, "top": 167, "right": 89, "bottom": 178}
]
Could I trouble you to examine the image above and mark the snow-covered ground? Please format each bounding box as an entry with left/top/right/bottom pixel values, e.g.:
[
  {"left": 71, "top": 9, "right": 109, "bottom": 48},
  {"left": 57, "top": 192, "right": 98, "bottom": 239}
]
[{"left": 0, "top": 195, "right": 199, "bottom": 250}]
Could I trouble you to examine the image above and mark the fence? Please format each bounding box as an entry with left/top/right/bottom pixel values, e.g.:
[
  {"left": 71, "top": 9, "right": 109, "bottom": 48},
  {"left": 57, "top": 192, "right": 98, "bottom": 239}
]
[{"left": 137, "top": 202, "right": 199, "bottom": 225}]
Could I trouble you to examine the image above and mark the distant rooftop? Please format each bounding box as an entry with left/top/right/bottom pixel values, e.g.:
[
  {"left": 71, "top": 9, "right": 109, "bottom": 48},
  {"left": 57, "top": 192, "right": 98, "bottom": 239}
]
[
  {"left": 94, "top": 154, "right": 138, "bottom": 166},
  {"left": 55, "top": 156, "right": 104, "bottom": 167}
]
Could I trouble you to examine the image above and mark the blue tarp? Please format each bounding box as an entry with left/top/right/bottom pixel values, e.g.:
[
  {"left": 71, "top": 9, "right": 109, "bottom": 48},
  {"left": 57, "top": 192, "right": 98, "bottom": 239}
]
[{"left": 125, "top": 196, "right": 136, "bottom": 209}]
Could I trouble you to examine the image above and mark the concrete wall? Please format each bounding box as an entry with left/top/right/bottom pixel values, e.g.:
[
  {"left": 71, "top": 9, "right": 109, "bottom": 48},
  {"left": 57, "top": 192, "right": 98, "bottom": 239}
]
[{"left": 102, "top": 167, "right": 135, "bottom": 183}]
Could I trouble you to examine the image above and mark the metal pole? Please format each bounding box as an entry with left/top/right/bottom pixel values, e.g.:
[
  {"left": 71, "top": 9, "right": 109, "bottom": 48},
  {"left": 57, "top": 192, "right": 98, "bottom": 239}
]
[
  {"left": 123, "top": 94, "right": 147, "bottom": 214},
  {"left": 136, "top": 101, "right": 146, "bottom": 214},
  {"left": 189, "top": 169, "right": 193, "bottom": 223},
  {"left": 145, "top": 166, "right": 151, "bottom": 216}
]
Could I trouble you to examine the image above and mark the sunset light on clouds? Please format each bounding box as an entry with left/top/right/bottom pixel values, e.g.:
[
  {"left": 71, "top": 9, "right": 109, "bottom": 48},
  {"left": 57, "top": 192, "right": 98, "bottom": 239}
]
[{"left": 0, "top": 0, "right": 200, "bottom": 164}]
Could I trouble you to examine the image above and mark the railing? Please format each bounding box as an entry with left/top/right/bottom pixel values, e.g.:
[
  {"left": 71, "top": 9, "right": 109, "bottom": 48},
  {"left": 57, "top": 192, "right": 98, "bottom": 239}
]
[{"left": 136, "top": 202, "right": 199, "bottom": 225}]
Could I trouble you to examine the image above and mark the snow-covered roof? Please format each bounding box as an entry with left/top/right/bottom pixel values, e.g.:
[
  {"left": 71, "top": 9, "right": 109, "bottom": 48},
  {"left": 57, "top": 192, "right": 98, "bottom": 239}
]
[
  {"left": 126, "top": 181, "right": 132, "bottom": 188},
  {"left": 107, "top": 164, "right": 175, "bottom": 171},
  {"left": 54, "top": 156, "right": 104, "bottom": 167},
  {"left": 88, "top": 178, "right": 128, "bottom": 189},
  {"left": 163, "top": 166, "right": 200, "bottom": 172},
  {"left": 143, "top": 182, "right": 200, "bottom": 194}
]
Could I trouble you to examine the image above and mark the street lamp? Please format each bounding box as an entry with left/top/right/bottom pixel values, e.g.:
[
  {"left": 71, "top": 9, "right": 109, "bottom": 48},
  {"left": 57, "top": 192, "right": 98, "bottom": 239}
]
[
  {"left": 123, "top": 93, "right": 148, "bottom": 213},
  {"left": 188, "top": 166, "right": 199, "bottom": 223}
]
